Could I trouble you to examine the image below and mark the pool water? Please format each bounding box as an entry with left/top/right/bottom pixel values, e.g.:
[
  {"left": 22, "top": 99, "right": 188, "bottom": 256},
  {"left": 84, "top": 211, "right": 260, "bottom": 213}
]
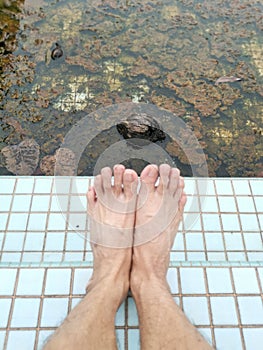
[{"left": 0, "top": 0, "right": 262, "bottom": 177}]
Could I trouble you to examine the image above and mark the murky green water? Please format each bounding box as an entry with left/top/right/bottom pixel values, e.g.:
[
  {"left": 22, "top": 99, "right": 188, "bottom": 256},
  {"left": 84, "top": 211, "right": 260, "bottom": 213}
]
[{"left": 0, "top": 0, "right": 262, "bottom": 176}]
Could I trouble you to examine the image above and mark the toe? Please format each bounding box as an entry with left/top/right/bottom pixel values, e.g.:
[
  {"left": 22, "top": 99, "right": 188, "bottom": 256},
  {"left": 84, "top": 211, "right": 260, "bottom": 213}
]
[
  {"left": 140, "top": 164, "right": 159, "bottom": 192},
  {"left": 113, "top": 164, "right": 125, "bottom": 195},
  {"left": 179, "top": 191, "right": 187, "bottom": 212},
  {"left": 168, "top": 167, "right": 180, "bottom": 194},
  {"left": 123, "top": 169, "right": 138, "bottom": 198},
  {"left": 157, "top": 164, "right": 171, "bottom": 194},
  {"left": 94, "top": 174, "right": 103, "bottom": 197},
  {"left": 101, "top": 167, "right": 112, "bottom": 193},
  {"left": 87, "top": 186, "right": 96, "bottom": 213}
]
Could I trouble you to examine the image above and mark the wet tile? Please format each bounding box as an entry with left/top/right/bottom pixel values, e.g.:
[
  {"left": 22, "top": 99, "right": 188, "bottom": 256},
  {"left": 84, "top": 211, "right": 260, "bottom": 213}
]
[
  {"left": 0, "top": 269, "right": 17, "bottom": 295},
  {"left": 183, "top": 297, "right": 210, "bottom": 325},
  {"left": 250, "top": 180, "right": 263, "bottom": 196},
  {"left": 45, "top": 232, "right": 65, "bottom": 251},
  {"left": 47, "top": 213, "right": 67, "bottom": 230},
  {"left": 221, "top": 214, "right": 240, "bottom": 231},
  {"left": 199, "top": 196, "right": 218, "bottom": 212},
  {"left": 238, "top": 296, "right": 263, "bottom": 324},
  {"left": 254, "top": 197, "right": 263, "bottom": 212},
  {"left": 215, "top": 180, "right": 233, "bottom": 195},
  {"left": 37, "top": 330, "right": 54, "bottom": 350},
  {"left": 205, "top": 232, "right": 224, "bottom": 251},
  {"left": 24, "top": 232, "right": 45, "bottom": 250},
  {"left": 224, "top": 232, "right": 244, "bottom": 250},
  {"left": 11, "top": 195, "right": 31, "bottom": 212},
  {"left": 66, "top": 232, "right": 85, "bottom": 250},
  {"left": 240, "top": 214, "right": 260, "bottom": 231},
  {"left": 11, "top": 298, "right": 40, "bottom": 327},
  {"left": 4, "top": 232, "right": 25, "bottom": 251},
  {"left": 232, "top": 180, "right": 251, "bottom": 195},
  {"left": 0, "top": 299, "right": 12, "bottom": 327},
  {"left": 116, "top": 329, "right": 125, "bottom": 350},
  {"left": 202, "top": 214, "right": 221, "bottom": 231},
  {"left": 243, "top": 232, "right": 263, "bottom": 250},
  {"left": 73, "top": 269, "right": 93, "bottom": 294},
  {"left": 185, "top": 233, "right": 204, "bottom": 250},
  {"left": 184, "top": 196, "right": 199, "bottom": 212},
  {"left": 69, "top": 195, "right": 87, "bottom": 212},
  {"left": 50, "top": 195, "right": 69, "bottom": 212},
  {"left": 210, "top": 297, "right": 238, "bottom": 325},
  {"left": 16, "top": 269, "right": 45, "bottom": 295},
  {"left": 232, "top": 268, "right": 260, "bottom": 294},
  {"left": 128, "top": 329, "right": 140, "bottom": 350},
  {"left": 7, "top": 213, "right": 28, "bottom": 231},
  {"left": 15, "top": 178, "right": 34, "bottom": 193},
  {"left": 243, "top": 328, "right": 263, "bottom": 350},
  {"left": 6, "top": 331, "right": 36, "bottom": 350},
  {"left": 34, "top": 178, "right": 53, "bottom": 193},
  {"left": 0, "top": 195, "right": 12, "bottom": 211},
  {"left": 197, "top": 179, "right": 215, "bottom": 196},
  {"left": 214, "top": 328, "right": 242, "bottom": 350},
  {"left": 45, "top": 269, "right": 71, "bottom": 295},
  {"left": 0, "top": 179, "right": 15, "bottom": 194},
  {"left": 115, "top": 301, "right": 125, "bottom": 326},
  {"left": 31, "top": 196, "right": 50, "bottom": 212},
  {"left": 180, "top": 268, "right": 206, "bottom": 294},
  {"left": 128, "top": 298, "right": 138, "bottom": 326},
  {"left": 236, "top": 196, "right": 255, "bottom": 213},
  {"left": 27, "top": 213, "right": 47, "bottom": 231},
  {"left": 206, "top": 268, "right": 233, "bottom": 293},
  {"left": 218, "top": 196, "right": 237, "bottom": 212},
  {"left": 41, "top": 298, "right": 69, "bottom": 327},
  {"left": 166, "top": 268, "right": 178, "bottom": 293}
]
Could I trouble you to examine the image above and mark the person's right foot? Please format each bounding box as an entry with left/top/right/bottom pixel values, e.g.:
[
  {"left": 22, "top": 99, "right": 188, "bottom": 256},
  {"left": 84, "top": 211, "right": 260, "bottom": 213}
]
[{"left": 131, "top": 164, "right": 187, "bottom": 289}]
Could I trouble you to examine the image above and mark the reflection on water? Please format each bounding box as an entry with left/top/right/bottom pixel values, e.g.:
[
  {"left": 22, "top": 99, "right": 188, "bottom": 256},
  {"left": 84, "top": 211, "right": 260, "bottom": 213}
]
[{"left": 0, "top": 0, "right": 262, "bottom": 176}]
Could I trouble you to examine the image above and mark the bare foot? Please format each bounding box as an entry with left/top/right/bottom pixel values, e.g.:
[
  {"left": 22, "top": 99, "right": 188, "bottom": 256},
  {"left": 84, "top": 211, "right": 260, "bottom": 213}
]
[
  {"left": 87, "top": 164, "right": 138, "bottom": 302},
  {"left": 131, "top": 163, "right": 187, "bottom": 286}
]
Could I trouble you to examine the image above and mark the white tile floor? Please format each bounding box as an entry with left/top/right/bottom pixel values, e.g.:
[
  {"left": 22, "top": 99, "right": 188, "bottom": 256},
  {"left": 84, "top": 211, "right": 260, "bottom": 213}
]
[{"left": 0, "top": 176, "right": 262, "bottom": 350}]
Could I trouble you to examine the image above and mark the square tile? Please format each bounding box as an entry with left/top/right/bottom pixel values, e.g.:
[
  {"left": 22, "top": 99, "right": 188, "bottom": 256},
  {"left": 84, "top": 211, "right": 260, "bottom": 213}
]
[
  {"left": 66, "top": 232, "right": 85, "bottom": 251},
  {"left": 45, "top": 269, "right": 71, "bottom": 295},
  {"left": 254, "top": 197, "right": 263, "bottom": 212},
  {"left": 206, "top": 268, "right": 233, "bottom": 293},
  {"left": 215, "top": 180, "right": 233, "bottom": 195},
  {"left": 240, "top": 214, "right": 259, "bottom": 231},
  {"left": 232, "top": 180, "right": 251, "bottom": 195},
  {"left": 6, "top": 331, "right": 35, "bottom": 350},
  {"left": 184, "top": 213, "right": 202, "bottom": 231},
  {"left": 185, "top": 233, "right": 204, "bottom": 250},
  {"left": 205, "top": 232, "right": 224, "bottom": 251},
  {"left": 232, "top": 268, "right": 260, "bottom": 294},
  {"left": 238, "top": 296, "right": 263, "bottom": 324},
  {"left": 1, "top": 252, "right": 21, "bottom": 262},
  {"left": 197, "top": 179, "right": 215, "bottom": 195},
  {"left": 227, "top": 252, "right": 247, "bottom": 261},
  {"left": 7, "top": 213, "right": 28, "bottom": 231},
  {"left": 71, "top": 178, "right": 89, "bottom": 195},
  {"left": 236, "top": 196, "right": 255, "bottom": 213},
  {"left": 187, "top": 252, "right": 206, "bottom": 261},
  {"left": 0, "top": 213, "right": 8, "bottom": 230},
  {"left": 68, "top": 213, "right": 87, "bottom": 231},
  {"left": 243, "top": 233, "right": 263, "bottom": 250},
  {"left": 45, "top": 232, "right": 65, "bottom": 251},
  {"left": 128, "top": 298, "right": 138, "bottom": 326},
  {"left": 17, "top": 269, "right": 45, "bottom": 295},
  {"left": 115, "top": 301, "right": 125, "bottom": 326},
  {"left": 0, "top": 299, "right": 12, "bottom": 327},
  {"left": 31, "top": 196, "right": 50, "bottom": 212},
  {"left": 73, "top": 269, "right": 93, "bottom": 294},
  {"left": 47, "top": 213, "right": 67, "bottom": 230},
  {"left": 43, "top": 252, "right": 63, "bottom": 262},
  {"left": 41, "top": 298, "right": 69, "bottom": 327},
  {"left": 11, "top": 298, "right": 40, "bottom": 327},
  {"left": 128, "top": 329, "right": 140, "bottom": 350},
  {"left": 50, "top": 195, "right": 69, "bottom": 212},
  {"left": 202, "top": 214, "right": 221, "bottom": 231},
  {"left": 11, "top": 195, "right": 31, "bottom": 212},
  {"left": 210, "top": 297, "right": 238, "bottom": 325},
  {"left": 221, "top": 214, "right": 240, "bottom": 231},
  {"left": 3, "top": 232, "right": 25, "bottom": 251},
  {"left": 53, "top": 178, "right": 71, "bottom": 194},
  {"left": 184, "top": 196, "right": 199, "bottom": 213},
  {"left": 64, "top": 252, "right": 84, "bottom": 261},
  {"left": 166, "top": 268, "right": 178, "bottom": 293},
  {"left": 207, "top": 252, "right": 226, "bottom": 261},
  {"left": 199, "top": 196, "right": 218, "bottom": 213},
  {"left": 243, "top": 328, "right": 263, "bottom": 350},
  {"left": 0, "top": 179, "right": 15, "bottom": 194},
  {"left": 218, "top": 197, "right": 237, "bottom": 212},
  {"left": 69, "top": 195, "right": 87, "bottom": 212},
  {"left": 21, "top": 252, "right": 42, "bottom": 262},
  {"left": 224, "top": 232, "right": 244, "bottom": 250},
  {"left": 180, "top": 268, "right": 206, "bottom": 294},
  {"left": 247, "top": 252, "right": 263, "bottom": 261},
  {"left": 34, "top": 178, "right": 53, "bottom": 193},
  {"left": 0, "top": 195, "right": 12, "bottom": 211},
  {"left": 27, "top": 213, "right": 47, "bottom": 231},
  {"left": 183, "top": 297, "right": 210, "bottom": 325},
  {"left": 214, "top": 328, "right": 242, "bottom": 350},
  {"left": 24, "top": 232, "right": 44, "bottom": 251},
  {"left": 250, "top": 180, "right": 263, "bottom": 196},
  {"left": 0, "top": 269, "right": 17, "bottom": 295},
  {"left": 170, "top": 252, "right": 185, "bottom": 261},
  {"left": 15, "top": 178, "right": 34, "bottom": 193}
]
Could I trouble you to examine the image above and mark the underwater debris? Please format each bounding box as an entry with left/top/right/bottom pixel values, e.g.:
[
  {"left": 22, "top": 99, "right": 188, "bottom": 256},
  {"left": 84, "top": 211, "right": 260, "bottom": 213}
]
[
  {"left": 215, "top": 76, "right": 242, "bottom": 85},
  {"left": 51, "top": 43, "right": 63, "bottom": 60}
]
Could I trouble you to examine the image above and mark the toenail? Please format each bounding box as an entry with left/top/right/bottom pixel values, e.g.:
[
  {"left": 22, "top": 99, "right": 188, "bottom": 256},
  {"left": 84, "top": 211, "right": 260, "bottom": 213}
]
[
  {"left": 149, "top": 167, "right": 157, "bottom": 177},
  {"left": 125, "top": 173, "right": 133, "bottom": 181}
]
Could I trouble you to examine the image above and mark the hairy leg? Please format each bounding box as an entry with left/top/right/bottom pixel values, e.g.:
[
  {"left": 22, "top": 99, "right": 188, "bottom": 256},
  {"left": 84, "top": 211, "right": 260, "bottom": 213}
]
[
  {"left": 43, "top": 165, "right": 138, "bottom": 350},
  {"left": 131, "top": 164, "right": 213, "bottom": 350}
]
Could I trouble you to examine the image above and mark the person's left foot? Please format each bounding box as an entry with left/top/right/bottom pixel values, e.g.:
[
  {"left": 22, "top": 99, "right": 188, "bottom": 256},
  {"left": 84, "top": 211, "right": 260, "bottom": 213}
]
[{"left": 86, "top": 165, "right": 138, "bottom": 302}]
